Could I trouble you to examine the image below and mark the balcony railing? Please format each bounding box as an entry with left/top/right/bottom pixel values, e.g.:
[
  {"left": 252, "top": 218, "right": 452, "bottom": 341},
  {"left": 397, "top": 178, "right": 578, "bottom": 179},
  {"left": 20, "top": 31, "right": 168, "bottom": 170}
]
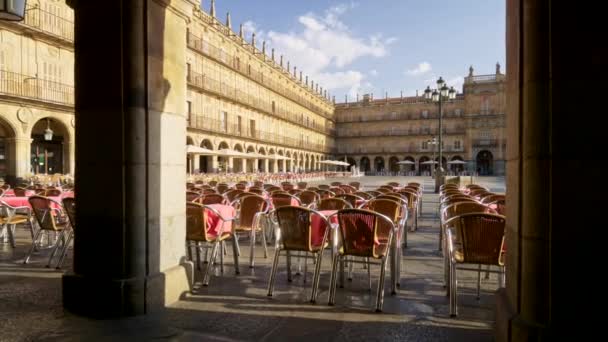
[
  {"left": 0, "top": 70, "right": 74, "bottom": 106},
  {"left": 472, "top": 139, "right": 505, "bottom": 148},
  {"left": 337, "top": 145, "right": 466, "bottom": 154},
  {"left": 188, "top": 114, "right": 333, "bottom": 153},
  {"left": 336, "top": 111, "right": 464, "bottom": 123},
  {"left": 336, "top": 127, "right": 466, "bottom": 138},
  {"left": 21, "top": 7, "right": 74, "bottom": 43},
  {"left": 187, "top": 31, "right": 333, "bottom": 120},
  {"left": 187, "top": 70, "right": 334, "bottom": 136},
  {"left": 464, "top": 74, "right": 506, "bottom": 84}
]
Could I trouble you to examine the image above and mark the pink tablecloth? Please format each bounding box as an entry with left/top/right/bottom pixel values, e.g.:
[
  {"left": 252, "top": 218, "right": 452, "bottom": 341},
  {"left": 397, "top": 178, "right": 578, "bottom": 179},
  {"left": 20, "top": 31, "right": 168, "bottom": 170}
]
[
  {"left": 310, "top": 210, "right": 338, "bottom": 247},
  {"left": 1, "top": 196, "right": 63, "bottom": 208},
  {"left": 3, "top": 190, "right": 35, "bottom": 197},
  {"left": 205, "top": 204, "right": 235, "bottom": 238}
]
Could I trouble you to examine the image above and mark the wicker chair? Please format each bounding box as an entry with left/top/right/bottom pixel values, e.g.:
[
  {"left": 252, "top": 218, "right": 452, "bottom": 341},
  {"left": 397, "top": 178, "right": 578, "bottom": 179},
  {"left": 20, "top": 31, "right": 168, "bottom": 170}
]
[
  {"left": 328, "top": 209, "right": 395, "bottom": 312},
  {"left": 201, "top": 188, "right": 218, "bottom": 196},
  {"left": 386, "top": 182, "right": 400, "bottom": 188},
  {"left": 339, "top": 184, "right": 357, "bottom": 194},
  {"left": 282, "top": 183, "right": 295, "bottom": 191},
  {"left": 13, "top": 187, "right": 27, "bottom": 197},
  {"left": 186, "top": 202, "right": 239, "bottom": 286},
  {"left": 253, "top": 181, "right": 264, "bottom": 188},
  {"left": 317, "top": 198, "right": 352, "bottom": 211},
  {"left": 0, "top": 200, "right": 34, "bottom": 248},
  {"left": 330, "top": 182, "right": 342, "bottom": 187},
  {"left": 200, "top": 194, "right": 226, "bottom": 205},
  {"left": 318, "top": 184, "right": 331, "bottom": 190},
  {"left": 375, "top": 188, "right": 391, "bottom": 194},
  {"left": 306, "top": 186, "right": 319, "bottom": 192},
  {"left": 366, "top": 190, "right": 383, "bottom": 198},
  {"left": 267, "top": 206, "right": 331, "bottom": 303},
  {"left": 481, "top": 194, "right": 506, "bottom": 205},
  {"left": 247, "top": 188, "right": 266, "bottom": 196},
  {"left": 397, "top": 190, "right": 419, "bottom": 231},
  {"left": 445, "top": 213, "right": 506, "bottom": 317},
  {"left": 335, "top": 194, "right": 365, "bottom": 209},
  {"left": 232, "top": 194, "right": 270, "bottom": 267},
  {"left": 488, "top": 198, "right": 506, "bottom": 215},
  {"left": 315, "top": 189, "right": 335, "bottom": 200},
  {"left": 235, "top": 183, "right": 247, "bottom": 191},
  {"left": 24, "top": 196, "right": 70, "bottom": 268},
  {"left": 45, "top": 189, "right": 62, "bottom": 197},
  {"left": 208, "top": 180, "right": 218, "bottom": 187},
  {"left": 288, "top": 189, "right": 303, "bottom": 196},
  {"left": 1, "top": 184, "right": 10, "bottom": 190},
  {"left": 298, "top": 190, "right": 320, "bottom": 208},
  {"left": 186, "top": 191, "right": 201, "bottom": 203},
  {"left": 56, "top": 197, "right": 76, "bottom": 269},
  {"left": 216, "top": 183, "right": 230, "bottom": 194},
  {"left": 348, "top": 181, "right": 360, "bottom": 190},
  {"left": 224, "top": 189, "right": 245, "bottom": 204},
  {"left": 329, "top": 187, "right": 345, "bottom": 195},
  {"left": 353, "top": 191, "right": 373, "bottom": 200},
  {"left": 365, "top": 198, "right": 408, "bottom": 291},
  {"left": 297, "top": 182, "right": 307, "bottom": 189}
]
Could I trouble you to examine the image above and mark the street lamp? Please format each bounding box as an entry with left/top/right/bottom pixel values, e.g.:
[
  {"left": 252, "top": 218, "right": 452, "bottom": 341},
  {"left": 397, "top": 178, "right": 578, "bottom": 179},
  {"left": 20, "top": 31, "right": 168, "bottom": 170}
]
[
  {"left": 427, "top": 137, "right": 438, "bottom": 178},
  {"left": 44, "top": 118, "right": 53, "bottom": 141},
  {"left": 0, "top": 0, "right": 27, "bottom": 21},
  {"left": 424, "top": 77, "right": 456, "bottom": 193}
]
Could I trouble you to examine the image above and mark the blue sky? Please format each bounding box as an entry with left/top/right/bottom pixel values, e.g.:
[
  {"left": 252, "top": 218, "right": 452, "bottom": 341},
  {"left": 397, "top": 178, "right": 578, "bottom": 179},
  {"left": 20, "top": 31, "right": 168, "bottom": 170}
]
[{"left": 204, "top": 1, "right": 505, "bottom": 101}]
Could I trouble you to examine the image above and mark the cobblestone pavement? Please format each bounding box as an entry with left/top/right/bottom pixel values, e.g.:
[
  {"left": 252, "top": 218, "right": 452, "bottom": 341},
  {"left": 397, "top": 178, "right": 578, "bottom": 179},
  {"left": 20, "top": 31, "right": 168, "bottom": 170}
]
[{"left": 0, "top": 176, "right": 502, "bottom": 341}]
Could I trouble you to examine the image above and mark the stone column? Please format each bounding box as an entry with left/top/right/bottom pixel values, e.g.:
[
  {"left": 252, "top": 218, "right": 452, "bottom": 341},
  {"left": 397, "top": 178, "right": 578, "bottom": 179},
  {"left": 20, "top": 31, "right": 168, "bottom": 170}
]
[
  {"left": 192, "top": 155, "right": 200, "bottom": 173},
  {"left": 263, "top": 159, "right": 268, "bottom": 173},
  {"left": 210, "top": 155, "right": 218, "bottom": 173},
  {"left": 240, "top": 158, "right": 246, "bottom": 173},
  {"left": 496, "top": 0, "right": 605, "bottom": 340},
  {"left": 63, "top": 0, "right": 194, "bottom": 318},
  {"left": 252, "top": 158, "right": 258, "bottom": 172},
  {"left": 6, "top": 137, "right": 32, "bottom": 182},
  {"left": 227, "top": 157, "right": 233, "bottom": 172}
]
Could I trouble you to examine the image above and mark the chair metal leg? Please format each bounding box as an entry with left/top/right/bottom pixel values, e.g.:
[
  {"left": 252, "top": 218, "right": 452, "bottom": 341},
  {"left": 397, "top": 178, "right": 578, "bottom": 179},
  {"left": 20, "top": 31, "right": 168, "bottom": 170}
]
[
  {"left": 24, "top": 230, "right": 43, "bottom": 264},
  {"left": 46, "top": 230, "right": 65, "bottom": 268},
  {"left": 484, "top": 265, "right": 491, "bottom": 280},
  {"left": 476, "top": 264, "right": 482, "bottom": 300},
  {"left": 375, "top": 255, "right": 388, "bottom": 312},
  {"left": 56, "top": 230, "right": 74, "bottom": 269},
  {"left": 249, "top": 228, "right": 256, "bottom": 268},
  {"left": 339, "top": 256, "right": 345, "bottom": 288},
  {"left": 328, "top": 254, "right": 340, "bottom": 305},
  {"left": 438, "top": 224, "right": 443, "bottom": 251},
  {"left": 286, "top": 250, "right": 292, "bottom": 282},
  {"left": 195, "top": 242, "right": 202, "bottom": 269},
  {"left": 347, "top": 256, "right": 353, "bottom": 281},
  {"left": 232, "top": 236, "right": 240, "bottom": 275},
  {"left": 7, "top": 224, "right": 16, "bottom": 248},
  {"left": 186, "top": 241, "right": 193, "bottom": 262},
  {"left": 367, "top": 257, "right": 372, "bottom": 291},
  {"left": 390, "top": 246, "right": 397, "bottom": 295},
  {"left": 303, "top": 252, "right": 308, "bottom": 283},
  {"left": 203, "top": 242, "right": 220, "bottom": 286},
  {"left": 310, "top": 251, "right": 324, "bottom": 303},
  {"left": 234, "top": 234, "right": 241, "bottom": 256},
  {"left": 267, "top": 248, "right": 281, "bottom": 296},
  {"left": 449, "top": 262, "right": 458, "bottom": 317},
  {"left": 219, "top": 241, "right": 225, "bottom": 274},
  {"left": 261, "top": 227, "right": 268, "bottom": 259}
]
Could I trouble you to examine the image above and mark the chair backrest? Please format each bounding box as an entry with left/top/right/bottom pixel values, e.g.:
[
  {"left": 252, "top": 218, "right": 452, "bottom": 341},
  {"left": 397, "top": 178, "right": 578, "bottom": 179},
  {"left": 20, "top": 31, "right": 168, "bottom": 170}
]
[
  {"left": 238, "top": 195, "right": 268, "bottom": 228},
  {"left": 366, "top": 190, "right": 382, "bottom": 198},
  {"left": 186, "top": 191, "right": 201, "bottom": 203},
  {"left": 366, "top": 198, "right": 402, "bottom": 224},
  {"left": 216, "top": 183, "right": 230, "bottom": 194},
  {"left": 28, "top": 196, "right": 63, "bottom": 231},
  {"left": 375, "top": 188, "right": 391, "bottom": 194},
  {"left": 318, "top": 184, "right": 330, "bottom": 190},
  {"left": 282, "top": 183, "right": 295, "bottom": 191},
  {"left": 1, "top": 184, "right": 10, "bottom": 190},
  {"left": 186, "top": 202, "right": 210, "bottom": 241},
  {"left": 186, "top": 182, "right": 195, "bottom": 190},
  {"left": 339, "top": 184, "right": 356, "bottom": 194},
  {"left": 306, "top": 186, "right": 319, "bottom": 192},
  {"left": 335, "top": 194, "right": 364, "bottom": 208},
  {"left": 267, "top": 186, "right": 282, "bottom": 193},
  {"left": 469, "top": 188, "right": 490, "bottom": 197},
  {"left": 13, "top": 187, "right": 27, "bottom": 197},
  {"left": 235, "top": 183, "right": 247, "bottom": 191},
  {"left": 448, "top": 213, "right": 506, "bottom": 265},
  {"left": 35, "top": 188, "right": 46, "bottom": 195},
  {"left": 488, "top": 199, "right": 506, "bottom": 215},
  {"left": 276, "top": 206, "right": 329, "bottom": 252},
  {"left": 298, "top": 190, "right": 320, "bottom": 206},
  {"left": 386, "top": 182, "right": 400, "bottom": 187},
  {"left": 329, "top": 187, "right": 345, "bottom": 195},
  {"left": 202, "top": 188, "right": 218, "bottom": 195},
  {"left": 0, "top": 188, "right": 4, "bottom": 197},
  {"left": 248, "top": 188, "right": 265, "bottom": 196},
  {"left": 397, "top": 190, "right": 418, "bottom": 209},
  {"left": 45, "top": 189, "right": 62, "bottom": 197},
  {"left": 253, "top": 181, "right": 264, "bottom": 188},
  {"left": 336, "top": 209, "right": 394, "bottom": 258},
  {"left": 353, "top": 191, "right": 373, "bottom": 200},
  {"left": 348, "top": 182, "right": 360, "bottom": 190},
  {"left": 271, "top": 193, "right": 300, "bottom": 209},
  {"left": 376, "top": 194, "right": 408, "bottom": 207},
  {"left": 208, "top": 180, "right": 218, "bottom": 187},
  {"left": 318, "top": 198, "right": 351, "bottom": 211},
  {"left": 288, "top": 189, "right": 302, "bottom": 196},
  {"left": 62, "top": 197, "right": 76, "bottom": 229},
  {"left": 315, "top": 189, "right": 335, "bottom": 200},
  {"left": 200, "top": 193, "right": 225, "bottom": 205},
  {"left": 297, "top": 182, "right": 307, "bottom": 189},
  {"left": 224, "top": 189, "right": 244, "bottom": 203},
  {"left": 330, "top": 182, "right": 342, "bottom": 187},
  {"left": 407, "top": 182, "right": 421, "bottom": 187},
  {"left": 442, "top": 201, "right": 497, "bottom": 223}
]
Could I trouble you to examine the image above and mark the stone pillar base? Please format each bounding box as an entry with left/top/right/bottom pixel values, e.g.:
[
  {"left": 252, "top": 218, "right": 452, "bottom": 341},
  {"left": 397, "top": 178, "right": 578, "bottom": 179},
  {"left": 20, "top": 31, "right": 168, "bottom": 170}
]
[
  {"left": 495, "top": 288, "right": 548, "bottom": 342},
  {"left": 63, "top": 261, "right": 193, "bottom": 318}
]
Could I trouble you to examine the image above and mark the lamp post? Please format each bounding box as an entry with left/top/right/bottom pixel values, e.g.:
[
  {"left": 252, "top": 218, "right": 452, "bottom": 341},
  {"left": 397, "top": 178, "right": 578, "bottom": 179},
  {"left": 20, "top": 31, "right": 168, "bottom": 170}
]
[
  {"left": 427, "top": 137, "right": 438, "bottom": 178},
  {"left": 424, "top": 77, "right": 456, "bottom": 193}
]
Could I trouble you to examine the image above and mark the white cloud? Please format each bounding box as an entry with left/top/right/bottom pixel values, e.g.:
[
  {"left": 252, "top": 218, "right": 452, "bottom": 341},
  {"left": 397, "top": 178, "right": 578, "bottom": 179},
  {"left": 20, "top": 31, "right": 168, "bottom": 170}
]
[
  {"left": 447, "top": 76, "right": 464, "bottom": 93},
  {"left": 370, "top": 69, "right": 378, "bottom": 77},
  {"left": 244, "top": 3, "right": 393, "bottom": 96},
  {"left": 406, "top": 62, "right": 432, "bottom": 76}
]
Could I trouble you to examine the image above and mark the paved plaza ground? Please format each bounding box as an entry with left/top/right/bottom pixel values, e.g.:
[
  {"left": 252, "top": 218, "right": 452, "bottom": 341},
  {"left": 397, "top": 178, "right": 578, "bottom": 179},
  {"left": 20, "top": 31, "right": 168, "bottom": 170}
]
[{"left": 0, "top": 176, "right": 504, "bottom": 341}]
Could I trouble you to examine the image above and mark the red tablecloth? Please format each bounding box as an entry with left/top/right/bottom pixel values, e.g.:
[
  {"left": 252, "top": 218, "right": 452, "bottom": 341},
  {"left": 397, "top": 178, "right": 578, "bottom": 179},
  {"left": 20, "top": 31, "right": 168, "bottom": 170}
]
[
  {"left": 3, "top": 190, "right": 35, "bottom": 197},
  {"left": 310, "top": 210, "right": 338, "bottom": 247},
  {"left": 269, "top": 198, "right": 299, "bottom": 209},
  {"left": 205, "top": 204, "right": 235, "bottom": 238},
  {"left": 1, "top": 196, "right": 63, "bottom": 208}
]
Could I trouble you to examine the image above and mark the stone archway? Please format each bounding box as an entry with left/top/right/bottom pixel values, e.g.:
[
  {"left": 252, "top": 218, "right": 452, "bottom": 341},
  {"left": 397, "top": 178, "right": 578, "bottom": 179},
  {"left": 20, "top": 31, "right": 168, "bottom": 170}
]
[
  {"left": 450, "top": 155, "right": 464, "bottom": 174},
  {"left": 419, "top": 156, "right": 430, "bottom": 175},
  {"left": 30, "top": 117, "right": 70, "bottom": 175},
  {"left": 374, "top": 156, "right": 384, "bottom": 173},
  {"left": 0, "top": 117, "right": 17, "bottom": 181},
  {"left": 199, "top": 139, "right": 213, "bottom": 173},
  {"left": 403, "top": 156, "right": 416, "bottom": 174},
  {"left": 476, "top": 150, "right": 493, "bottom": 175},
  {"left": 360, "top": 157, "right": 370, "bottom": 172},
  {"left": 389, "top": 156, "right": 400, "bottom": 174}
]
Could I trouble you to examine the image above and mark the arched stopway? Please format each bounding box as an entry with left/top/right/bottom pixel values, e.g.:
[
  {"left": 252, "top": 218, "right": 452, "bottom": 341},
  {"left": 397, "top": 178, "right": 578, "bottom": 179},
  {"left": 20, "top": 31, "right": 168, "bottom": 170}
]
[
  {"left": 419, "top": 156, "right": 430, "bottom": 176},
  {"left": 360, "top": 157, "right": 370, "bottom": 172},
  {"left": 199, "top": 139, "right": 213, "bottom": 173},
  {"left": 246, "top": 145, "right": 256, "bottom": 172},
  {"left": 374, "top": 156, "right": 385, "bottom": 173},
  {"left": 268, "top": 148, "right": 276, "bottom": 172},
  {"left": 186, "top": 136, "right": 194, "bottom": 173},
  {"left": 0, "top": 118, "right": 17, "bottom": 180},
  {"left": 476, "top": 150, "right": 494, "bottom": 175},
  {"left": 403, "top": 156, "right": 416, "bottom": 174},
  {"left": 31, "top": 118, "right": 70, "bottom": 175},
  {"left": 346, "top": 157, "right": 356, "bottom": 172},
  {"left": 450, "top": 156, "right": 465, "bottom": 174},
  {"left": 389, "top": 156, "right": 400, "bottom": 174},
  {"left": 435, "top": 156, "right": 448, "bottom": 171},
  {"left": 233, "top": 144, "right": 244, "bottom": 173},
  {"left": 258, "top": 147, "right": 266, "bottom": 172},
  {"left": 218, "top": 141, "right": 229, "bottom": 172}
]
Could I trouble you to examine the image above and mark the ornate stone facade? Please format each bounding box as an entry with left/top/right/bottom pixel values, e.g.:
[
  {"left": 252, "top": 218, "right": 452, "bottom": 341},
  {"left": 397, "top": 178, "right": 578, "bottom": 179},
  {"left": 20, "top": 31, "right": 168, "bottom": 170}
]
[{"left": 334, "top": 67, "right": 506, "bottom": 175}]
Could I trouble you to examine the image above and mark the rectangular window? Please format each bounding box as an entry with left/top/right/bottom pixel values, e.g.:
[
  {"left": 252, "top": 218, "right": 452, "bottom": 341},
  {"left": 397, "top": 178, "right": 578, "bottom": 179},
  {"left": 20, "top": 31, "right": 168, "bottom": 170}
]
[
  {"left": 422, "top": 141, "right": 428, "bottom": 150},
  {"left": 186, "top": 63, "right": 191, "bottom": 82},
  {"left": 237, "top": 115, "right": 242, "bottom": 135},
  {"left": 249, "top": 119, "right": 255, "bottom": 137},
  {"left": 454, "top": 140, "right": 461, "bottom": 149},
  {"left": 220, "top": 111, "right": 227, "bottom": 132},
  {"left": 187, "top": 101, "right": 192, "bottom": 125},
  {"left": 272, "top": 101, "right": 276, "bottom": 113}
]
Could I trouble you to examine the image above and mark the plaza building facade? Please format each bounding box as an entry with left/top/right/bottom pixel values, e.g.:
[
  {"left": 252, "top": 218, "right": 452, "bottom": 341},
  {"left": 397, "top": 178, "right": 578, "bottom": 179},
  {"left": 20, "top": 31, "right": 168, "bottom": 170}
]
[
  {"left": 0, "top": 0, "right": 75, "bottom": 184},
  {"left": 334, "top": 65, "right": 506, "bottom": 176}
]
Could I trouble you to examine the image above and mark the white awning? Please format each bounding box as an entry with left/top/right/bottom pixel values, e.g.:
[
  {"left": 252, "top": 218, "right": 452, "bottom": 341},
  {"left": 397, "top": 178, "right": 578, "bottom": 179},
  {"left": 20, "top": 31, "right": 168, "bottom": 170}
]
[{"left": 186, "top": 145, "right": 218, "bottom": 155}]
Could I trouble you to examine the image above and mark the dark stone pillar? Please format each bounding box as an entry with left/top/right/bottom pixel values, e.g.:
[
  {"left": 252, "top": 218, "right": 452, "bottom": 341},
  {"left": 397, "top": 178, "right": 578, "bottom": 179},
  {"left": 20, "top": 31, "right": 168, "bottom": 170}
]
[
  {"left": 497, "top": 0, "right": 606, "bottom": 340},
  {"left": 63, "top": 0, "right": 193, "bottom": 318}
]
